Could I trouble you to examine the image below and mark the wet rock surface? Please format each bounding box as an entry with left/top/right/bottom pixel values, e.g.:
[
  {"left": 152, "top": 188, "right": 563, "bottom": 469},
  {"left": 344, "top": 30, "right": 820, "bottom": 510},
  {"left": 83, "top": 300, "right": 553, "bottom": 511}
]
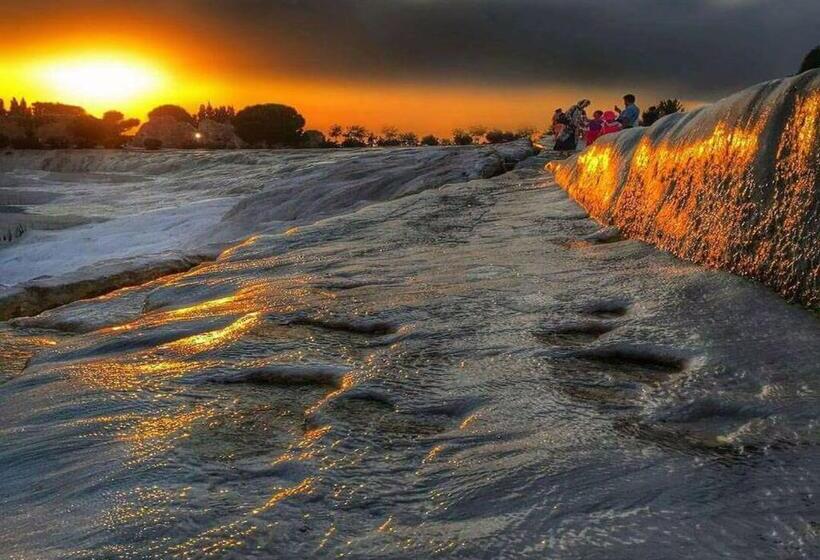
[
  {"left": 0, "top": 142, "right": 534, "bottom": 318},
  {"left": 1, "top": 162, "right": 817, "bottom": 559}
]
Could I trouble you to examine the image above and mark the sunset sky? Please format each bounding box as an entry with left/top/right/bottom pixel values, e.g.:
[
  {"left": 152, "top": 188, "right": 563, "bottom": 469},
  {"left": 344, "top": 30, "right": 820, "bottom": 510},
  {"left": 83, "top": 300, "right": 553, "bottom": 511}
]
[{"left": 1, "top": 0, "right": 817, "bottom": 136}]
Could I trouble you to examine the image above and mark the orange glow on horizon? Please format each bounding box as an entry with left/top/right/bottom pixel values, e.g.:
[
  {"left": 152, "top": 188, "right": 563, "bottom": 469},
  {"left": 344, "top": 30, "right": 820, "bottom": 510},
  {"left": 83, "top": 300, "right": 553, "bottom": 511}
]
[{"left": 0, "top": 28, "right": 706, "bottom": 136}]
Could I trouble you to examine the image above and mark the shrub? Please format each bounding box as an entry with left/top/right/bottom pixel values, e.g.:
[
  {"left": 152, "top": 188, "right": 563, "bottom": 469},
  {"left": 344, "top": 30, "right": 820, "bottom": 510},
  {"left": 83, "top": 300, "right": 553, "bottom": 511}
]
[
  {"left": 233, "top": 104, "right": 305, "bottom": 147},
  {"left": 148, "top": 104, "right": 194, "bottom": 125},
  {"left": 657, "top": 98, "right": 684, "bottom": 116},
  {"left": 485, "top": 130, "right": 518, "bottom": 144},
  {"left": 798, "top": 45, "right": 820, "bottom": 73},
  {"left": 398, "top": 132, "right": 418, "bottom": 146},
  {"left": 420, "top": 134, "right": 439, "bottom": 146},
  {"left": 300, "top": 129, "right": 327, "bottom": 148},
  {"left": 452, "top": 129, "right": 473, "bottom": 145},
  {"left": 340, "top": 138, "right": 367, "bottom": 148},
  {"left": 144, "top": 138, "right": 163, "bottom": 150},
  {"left": 641, "top": 106, "right": 661, "bottom": 127},
  {"left": 377, "top": 137, "right": 402, "bottom": 147}
]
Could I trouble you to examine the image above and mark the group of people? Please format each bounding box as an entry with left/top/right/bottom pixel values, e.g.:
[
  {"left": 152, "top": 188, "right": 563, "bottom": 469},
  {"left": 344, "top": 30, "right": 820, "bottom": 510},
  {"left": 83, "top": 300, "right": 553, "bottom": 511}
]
[{"left": 551, "top": 94, "right": 640, "bottom": 151}]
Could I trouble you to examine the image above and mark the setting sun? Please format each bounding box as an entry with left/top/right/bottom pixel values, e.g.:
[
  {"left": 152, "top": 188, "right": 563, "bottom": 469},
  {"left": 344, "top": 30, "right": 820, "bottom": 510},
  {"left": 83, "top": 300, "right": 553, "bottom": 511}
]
[{"left": 26, "top": 54, "right": 167, "bottom": 112}]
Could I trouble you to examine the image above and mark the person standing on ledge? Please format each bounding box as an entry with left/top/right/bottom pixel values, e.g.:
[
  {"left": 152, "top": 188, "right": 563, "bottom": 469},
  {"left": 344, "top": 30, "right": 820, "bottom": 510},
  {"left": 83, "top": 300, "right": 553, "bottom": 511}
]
[{"left": 614, "top": 94, "right": 640, "bottom": 128}]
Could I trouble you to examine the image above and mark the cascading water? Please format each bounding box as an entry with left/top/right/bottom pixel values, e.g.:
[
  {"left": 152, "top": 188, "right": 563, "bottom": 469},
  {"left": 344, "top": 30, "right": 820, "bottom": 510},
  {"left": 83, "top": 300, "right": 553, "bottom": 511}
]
[{"left": 548, "top": 70, "right": 819, "bottom": 306}]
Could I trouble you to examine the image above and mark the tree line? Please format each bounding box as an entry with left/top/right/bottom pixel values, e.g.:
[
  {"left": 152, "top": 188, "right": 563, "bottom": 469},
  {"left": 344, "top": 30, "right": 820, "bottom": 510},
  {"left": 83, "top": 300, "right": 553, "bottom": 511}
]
[
  {"left": 0, "top": 98, "right": 139, "bottom": 149},
  {"left": 325, "top": 124, "right": 535, "bottom": 148},
  {"left": 0, "top": 96, "right": 536, "bottom": 150}
]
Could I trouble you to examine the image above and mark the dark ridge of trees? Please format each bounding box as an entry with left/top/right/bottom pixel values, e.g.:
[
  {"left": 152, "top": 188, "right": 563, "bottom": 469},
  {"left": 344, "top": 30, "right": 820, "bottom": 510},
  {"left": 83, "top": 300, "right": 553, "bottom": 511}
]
[
  {"left": 0, "top": 95, "right": 140, "bottom": 149},
  {"left": 1, "top": 94, "right": 538, "bottom": 151},
  {"left": 232, "top": 103, "right": 306, "bottom": 147},
  {"left": 147, "top": 104, "right": 195, "bottom": 124}
]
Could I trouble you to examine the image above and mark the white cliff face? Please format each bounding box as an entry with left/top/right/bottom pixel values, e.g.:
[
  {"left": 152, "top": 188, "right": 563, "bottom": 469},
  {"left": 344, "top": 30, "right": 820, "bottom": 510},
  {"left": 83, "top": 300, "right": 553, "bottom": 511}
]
[
  {"left": 549, "top": 70, "right": 820, "bottom": 306},
  {"left": 0, "top": 141, "right": 533, "bottom": 318},
  {"left": 197, "top": 118, "right": 243, "bottom": 148},
  {"left": 132, "top": 115, "right": 198, "bottom": 148}
]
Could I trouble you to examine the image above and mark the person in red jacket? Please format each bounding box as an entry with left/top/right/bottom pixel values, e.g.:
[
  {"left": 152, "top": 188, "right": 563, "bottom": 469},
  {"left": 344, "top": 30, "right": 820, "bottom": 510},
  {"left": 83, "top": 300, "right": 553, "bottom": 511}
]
[{"left": 601, "top": 110, "right": 623, "bottom": 136}]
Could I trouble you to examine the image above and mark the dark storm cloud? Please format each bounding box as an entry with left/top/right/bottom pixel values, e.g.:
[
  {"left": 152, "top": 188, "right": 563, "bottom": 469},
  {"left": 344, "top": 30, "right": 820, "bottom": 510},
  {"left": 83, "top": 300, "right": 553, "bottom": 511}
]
[
  {"left": 174, "top": 0, "right": 819, "bottom": 97},
  {"left": 20, "top": 0, "right": 820, "bottom": 98}
]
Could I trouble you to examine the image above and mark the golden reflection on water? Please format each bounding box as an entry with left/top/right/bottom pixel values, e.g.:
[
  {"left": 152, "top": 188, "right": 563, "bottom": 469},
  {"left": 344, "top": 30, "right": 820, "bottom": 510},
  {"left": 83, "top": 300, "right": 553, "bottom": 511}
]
[
  {"left": 160, "top": 312, "right": 262, "bottom": 355},
  {"left": 217, "top": 234, "right": 260, "bottom": 260},
  {"left": 252, "top": 477, "right": 316, "bottom": 514},
  {"left": 62, "top": 355, "right": 215, "bottom": 392},
  {"left": 167, "top": 477, "right": 317, "bottom": 558},
  {"left": 120, "top": 405, "right": 213, "bottom": 461}
]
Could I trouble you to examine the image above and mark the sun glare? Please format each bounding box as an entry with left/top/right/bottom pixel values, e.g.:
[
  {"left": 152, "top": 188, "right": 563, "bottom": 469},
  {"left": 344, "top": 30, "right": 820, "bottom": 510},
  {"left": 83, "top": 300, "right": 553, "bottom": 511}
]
[{"left": 30, "top": 54, "right": 167, "bottom": 109}]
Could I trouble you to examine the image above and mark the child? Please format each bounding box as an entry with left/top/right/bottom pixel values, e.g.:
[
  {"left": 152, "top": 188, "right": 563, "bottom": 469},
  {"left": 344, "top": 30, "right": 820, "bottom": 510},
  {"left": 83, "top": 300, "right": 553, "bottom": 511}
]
[
  {"left": 602, "top": 110, "right": 623, "bottom": 136},
  {"left": 585, "top": 110, "right": 604, "bottom": 145}
]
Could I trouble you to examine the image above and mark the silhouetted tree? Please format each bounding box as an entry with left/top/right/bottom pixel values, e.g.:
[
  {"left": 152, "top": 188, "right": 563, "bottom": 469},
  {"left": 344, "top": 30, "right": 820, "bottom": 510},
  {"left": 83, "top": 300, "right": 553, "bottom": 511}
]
[
  {"left": 68, "top": 115, "right": 106, "bottom": 148},
  {"left": 340, "top": 124, "right": 369, "bottom": 148},
  {"left": 0, "top": 99, "right": 5, "bottom": 117},
  {"left": 641, "top": 106, "right": 661, "bottom": 126},
  {"left": 468, "top": 125, "right": 487, "bottom": 144},
  {"left": 452, "top": 128, "right": 473, "bottom": 145},
  {"left": 420, "top": 134, "right": 439, "bottom": 146},
  {"left": 382, "top": 125, "right": 399, "bottom": 139},
  {"left": 148, "top": 104, "right": 195, "bottom": 124},
  {"left": 19, "top": 98, "right": 30, "bottom": 117},
  {"left": 9, "top": 98, "right": 19, "bottom": 116},
  {"left": 196, "top": 103, "right": 234, "bottom": 124},
  {"left": 300, "top": 129, "right": 328, "bottom": 148},
  {"left": 233, "top": 103, "right": 305, "bottom": 147},
  {"left": 212, "top": 105, "right": 235, "bottom": 123},
  {"left": 398, "top": 132, "right": 419, "bottom": 146},
  {"left": 328, "top": 124, "right": 343, "bottom": 145},
  {"left": 101, "top": 111, "right": 140, "bottom": 148},
  {"left": 657, "top": 98, "right": 684, "bottom": 116},
  {"left": 798, "top": 45, "right": 820, "bottom": 73}
]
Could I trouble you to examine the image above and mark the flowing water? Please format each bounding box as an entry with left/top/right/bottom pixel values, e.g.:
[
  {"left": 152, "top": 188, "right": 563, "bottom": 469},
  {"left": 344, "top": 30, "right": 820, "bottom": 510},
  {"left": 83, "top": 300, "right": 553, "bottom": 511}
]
[
  {"left": 549, "top": 70, "right": 820, "bottom": 306},
  {"left": 0, "top": 146, "right": 818, "bottom": 559}
]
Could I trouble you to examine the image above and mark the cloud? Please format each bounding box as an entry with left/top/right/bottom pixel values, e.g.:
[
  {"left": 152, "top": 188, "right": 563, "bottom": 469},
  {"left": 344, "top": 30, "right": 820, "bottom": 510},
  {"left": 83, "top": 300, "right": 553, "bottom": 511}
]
[{"left": 11, "top": 0, "right": 820, "bottom": 99}]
